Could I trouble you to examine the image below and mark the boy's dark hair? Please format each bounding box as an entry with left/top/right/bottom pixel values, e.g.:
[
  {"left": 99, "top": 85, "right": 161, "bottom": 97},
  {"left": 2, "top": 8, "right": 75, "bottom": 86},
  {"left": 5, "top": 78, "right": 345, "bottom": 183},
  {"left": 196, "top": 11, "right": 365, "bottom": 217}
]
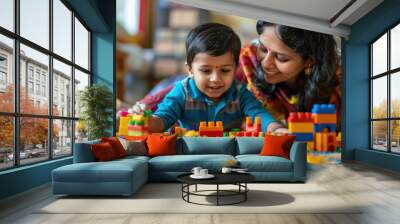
[
  {"left": 186, "top": 23, "right": 241, "bottom": 66},
  {"left": 254, "top": 20, "right": 338, "bottom": 111}
]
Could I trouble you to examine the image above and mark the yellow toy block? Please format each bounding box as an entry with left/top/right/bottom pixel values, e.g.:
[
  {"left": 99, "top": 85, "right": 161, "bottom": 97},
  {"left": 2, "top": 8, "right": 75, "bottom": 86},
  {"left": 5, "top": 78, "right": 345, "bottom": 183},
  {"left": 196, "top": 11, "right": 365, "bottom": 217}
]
[
  {"left": 307, "top": 141, "right": 314, "bottom": 151},
  {"left": 313, "top": 114, "right": 337, "bottom": 124},
  {"left": 288, "top": 122, "right": 314, "bottom": 133},
  {"left": 118, "top": 116, "right": 131, "bottom": 136}
]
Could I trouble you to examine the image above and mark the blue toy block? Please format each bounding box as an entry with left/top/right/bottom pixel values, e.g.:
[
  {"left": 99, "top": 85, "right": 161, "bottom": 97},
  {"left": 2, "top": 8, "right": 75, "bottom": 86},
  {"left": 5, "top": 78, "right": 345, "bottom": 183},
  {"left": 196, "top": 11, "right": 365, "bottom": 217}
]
[
  {"left": 311, "top": 104, "right": 336, "bottom": 114},
  {"left": 293, "top": 133, "right": 314, "bottom": 141},
  {"left": 314, "top": 124, "right": 337, "bottom": 132}
]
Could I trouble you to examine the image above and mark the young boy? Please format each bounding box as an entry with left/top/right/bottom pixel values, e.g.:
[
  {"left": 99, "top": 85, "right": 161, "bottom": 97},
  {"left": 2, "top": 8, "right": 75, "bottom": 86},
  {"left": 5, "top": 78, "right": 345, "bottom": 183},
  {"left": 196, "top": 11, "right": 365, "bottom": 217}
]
[{"left": 147, "top": 23, "right": 286, "bottom": 133}]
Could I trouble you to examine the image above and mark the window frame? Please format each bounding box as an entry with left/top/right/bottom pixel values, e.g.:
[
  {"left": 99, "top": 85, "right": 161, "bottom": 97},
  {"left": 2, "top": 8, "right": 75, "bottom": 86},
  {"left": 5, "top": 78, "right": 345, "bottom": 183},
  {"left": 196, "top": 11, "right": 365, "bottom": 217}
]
[
  {"left": 0, "top": 0, "right": 92, "bottom": 171},
  {"left": 370, "top": 20, "right": 400, "bottom": 154}
]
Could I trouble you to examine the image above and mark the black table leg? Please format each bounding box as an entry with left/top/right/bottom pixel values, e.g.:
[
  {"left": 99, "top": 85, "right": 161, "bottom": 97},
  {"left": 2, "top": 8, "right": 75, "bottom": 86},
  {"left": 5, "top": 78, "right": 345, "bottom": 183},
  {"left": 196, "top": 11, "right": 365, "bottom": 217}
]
[{"left": 217, "top": 184, "right": 219, "bottom": 206}]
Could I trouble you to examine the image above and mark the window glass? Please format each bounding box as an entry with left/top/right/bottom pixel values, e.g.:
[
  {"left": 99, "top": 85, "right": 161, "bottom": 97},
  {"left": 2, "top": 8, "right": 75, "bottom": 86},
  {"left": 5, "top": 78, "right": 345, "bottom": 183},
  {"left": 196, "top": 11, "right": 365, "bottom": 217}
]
[
  {"left": 53, "top": 59, "right": 72, "bottom": 116},
  {"left": 53, "top": 119, "right": 72, "bottom": 157},
  {"left": 0, "top": 116, "right": 13, "bottom": 170},
  {"left": 20, "top": 44, "right": 49, "bottom": 115},
  {"left": 391, "top": 120, "right": 400, "bottom": 153},
  {"left": 19, "top": 117, "right": 49, "bottom": 165},
  {"left": 0, "top": 0, "right": 14, "bottom": 31},
  {"left": 391, "top": 72, "right": 400, "bottom": 118},
  {"left": 74, "top": 69, "right": 89, "bottom": 118},
  {"left": 53, "top": 0, "right": 72, "bottom": 60},
  {"left": 372, "top": 33, "right": 387, "bottom": 76},
  {"left": 20, "top": 0, "right": 49, "bottom": 49},
  {"left": 391, "top": 24, "right": 400, "bottom": 70},
  {"left": 372, "top": 77, "right": 387, "bottom": 119},
  {"left": 74, "top": 18, "right": 89, "bottom": 70},
  {"left": 0, "top": 35, "right": 14, "bottom": 113},
  {"left": 372, "top": 121, "right": 388, "bottom": 151}
]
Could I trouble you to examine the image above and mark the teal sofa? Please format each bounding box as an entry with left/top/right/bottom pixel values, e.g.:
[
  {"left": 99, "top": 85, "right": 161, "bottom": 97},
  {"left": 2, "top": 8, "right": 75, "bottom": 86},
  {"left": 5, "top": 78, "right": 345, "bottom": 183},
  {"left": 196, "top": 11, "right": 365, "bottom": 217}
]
[{"left": 52, "top": 137, "right": 306, "bottom": 196}]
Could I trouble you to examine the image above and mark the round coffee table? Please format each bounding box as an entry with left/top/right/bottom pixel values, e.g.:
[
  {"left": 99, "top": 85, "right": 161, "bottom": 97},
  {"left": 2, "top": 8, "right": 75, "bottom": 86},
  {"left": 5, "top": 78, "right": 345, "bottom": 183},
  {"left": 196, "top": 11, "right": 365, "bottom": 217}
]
[{"left": 177, "top": 172, "right": 255, "bottom": 206}]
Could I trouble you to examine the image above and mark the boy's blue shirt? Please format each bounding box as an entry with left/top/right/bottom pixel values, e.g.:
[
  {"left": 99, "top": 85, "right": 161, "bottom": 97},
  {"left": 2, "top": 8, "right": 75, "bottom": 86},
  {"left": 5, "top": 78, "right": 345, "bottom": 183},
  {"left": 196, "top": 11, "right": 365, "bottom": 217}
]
[{"left": 153, "top": 77, "right": 276, "bottom": 132}]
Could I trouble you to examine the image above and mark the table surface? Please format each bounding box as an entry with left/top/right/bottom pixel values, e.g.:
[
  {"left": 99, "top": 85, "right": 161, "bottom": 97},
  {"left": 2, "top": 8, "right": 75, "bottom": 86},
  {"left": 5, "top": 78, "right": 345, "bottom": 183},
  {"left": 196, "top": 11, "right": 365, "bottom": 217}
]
[{"left": 177, "top": 172, "right": 255, "bottom": 185}]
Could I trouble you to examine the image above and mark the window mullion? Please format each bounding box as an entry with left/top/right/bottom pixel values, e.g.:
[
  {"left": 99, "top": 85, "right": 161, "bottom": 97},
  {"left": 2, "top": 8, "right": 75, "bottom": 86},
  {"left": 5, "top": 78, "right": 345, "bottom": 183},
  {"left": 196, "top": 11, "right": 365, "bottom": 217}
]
[
  {"left": 13, "top": 0, "right": 20, "bottom": 166},
  {"left": 387, "top": 29, "right": 391, "bottom": 152},
  {"left": 49, "top": 0, "right": 53, "bottom": 160}
]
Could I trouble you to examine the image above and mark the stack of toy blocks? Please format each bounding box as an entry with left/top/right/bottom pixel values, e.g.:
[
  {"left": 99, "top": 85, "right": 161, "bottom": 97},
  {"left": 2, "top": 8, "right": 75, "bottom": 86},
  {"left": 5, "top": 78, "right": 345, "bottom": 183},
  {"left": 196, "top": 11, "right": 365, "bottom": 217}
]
[
  {"left": 199, "top": 121, "right": 223, "bottom": 137},
  {"left": 288, "top": 112, "right": 314, "bottom": 144},
  {"left": 312, "top": 104, "right": 337, "bottom": 152},
  {"left": 124, "top": 110, "right": 152, "bottom": 139}
]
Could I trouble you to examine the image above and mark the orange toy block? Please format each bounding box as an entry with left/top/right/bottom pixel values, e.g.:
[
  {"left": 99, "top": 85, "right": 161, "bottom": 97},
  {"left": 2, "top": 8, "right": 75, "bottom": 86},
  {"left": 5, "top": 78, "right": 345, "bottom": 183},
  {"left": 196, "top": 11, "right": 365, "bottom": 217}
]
[
  {"left": 199, "top": 121, "right": 224, "bottom": 137},
  {"left": 288, "top": 122, "right": 314, "bottom": 133},
  {"left": 315, "top": 129, "right": 336, "bottom": 152},
  {"left": 312, "top": 114, "right": 337, "bottom": 124},
  {"left": 245, "top": 116, "right": 262, "bottom": 133}
]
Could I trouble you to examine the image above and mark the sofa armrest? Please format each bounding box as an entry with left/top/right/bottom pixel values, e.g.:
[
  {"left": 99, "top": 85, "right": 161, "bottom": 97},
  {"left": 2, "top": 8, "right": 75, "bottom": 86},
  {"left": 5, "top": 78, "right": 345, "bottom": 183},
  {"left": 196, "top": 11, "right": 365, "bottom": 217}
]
[
  {"left": 289, "top": 142, "right": 307, "bottom": 181},
  {"left": 73, "top": 140, "right": 100, "bottom": 163}
]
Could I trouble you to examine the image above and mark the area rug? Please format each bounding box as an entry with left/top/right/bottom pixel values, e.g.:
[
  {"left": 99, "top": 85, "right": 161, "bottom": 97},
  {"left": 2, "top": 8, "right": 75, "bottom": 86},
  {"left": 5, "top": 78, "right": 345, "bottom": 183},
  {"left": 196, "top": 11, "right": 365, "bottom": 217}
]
[{"left": 38, "top": 183, "right": 361, "bottom": 214}]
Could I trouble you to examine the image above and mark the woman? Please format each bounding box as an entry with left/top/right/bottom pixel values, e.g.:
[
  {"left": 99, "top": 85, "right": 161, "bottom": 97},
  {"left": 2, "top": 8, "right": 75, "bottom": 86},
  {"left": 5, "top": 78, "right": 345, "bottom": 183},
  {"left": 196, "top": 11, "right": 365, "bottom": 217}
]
[{"left": 129, "top": 21, "right": 341, "bottom": 127}]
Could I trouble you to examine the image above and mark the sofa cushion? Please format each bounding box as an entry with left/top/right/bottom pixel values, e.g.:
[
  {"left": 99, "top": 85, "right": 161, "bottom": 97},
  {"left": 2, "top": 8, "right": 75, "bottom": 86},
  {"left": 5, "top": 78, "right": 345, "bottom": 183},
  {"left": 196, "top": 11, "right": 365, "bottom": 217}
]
[
  {"left": 119, "top": 138, "right": 147, "bottom": 156},
  {"left": 148, "top": 154, "right": 235, "bottom": 172},
  {"left": 260, "top": 134, "right": 296, "bottom": 159},
  {"left": 52, "top": 159, "right": 147, "bottom": 183},
  {"left": 101, "top": 137, "right": 127, "bottom": 158},
  {"left": 73, "top": 140, "right": 100, "bottom": 163},
  {"left": 236, "top": 155, "right": 293, "bottom": 172},
  {"left": 178, "top": 137, "right": 235, "bottom": 155},
  {"left": 91, "top": 142, "right": 118, "bottom": 161},
  {"left": 236, "top": 137, "right": 263, "bottom": 155},
  {"left": 146, "top": 134, "right": 177, "bottom": 157}
]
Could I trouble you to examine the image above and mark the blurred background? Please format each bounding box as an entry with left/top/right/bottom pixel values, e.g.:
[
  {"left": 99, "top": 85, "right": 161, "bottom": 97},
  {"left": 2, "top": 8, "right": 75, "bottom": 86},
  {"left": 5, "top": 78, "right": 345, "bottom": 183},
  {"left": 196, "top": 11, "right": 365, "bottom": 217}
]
[{"left": 116, "top": 0, "right": 259, "bottom": 110}]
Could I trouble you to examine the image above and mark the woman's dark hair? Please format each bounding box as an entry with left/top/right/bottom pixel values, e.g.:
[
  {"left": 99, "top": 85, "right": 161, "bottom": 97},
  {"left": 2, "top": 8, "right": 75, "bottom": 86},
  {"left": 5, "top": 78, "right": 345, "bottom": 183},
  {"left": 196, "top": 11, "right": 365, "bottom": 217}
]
[
  {"left": 186, "top": 23, "right": 241, "bottom": 66},
  {"left": 254, "top": 20, "right": 338, "bottom": 111}
]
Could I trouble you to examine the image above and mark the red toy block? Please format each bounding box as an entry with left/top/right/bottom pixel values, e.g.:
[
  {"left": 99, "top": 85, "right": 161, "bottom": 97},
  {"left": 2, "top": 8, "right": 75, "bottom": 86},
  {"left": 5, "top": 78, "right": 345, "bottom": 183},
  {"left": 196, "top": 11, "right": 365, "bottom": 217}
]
[{"left": 288, "top": 112, "right": 314, "bottom": 122}]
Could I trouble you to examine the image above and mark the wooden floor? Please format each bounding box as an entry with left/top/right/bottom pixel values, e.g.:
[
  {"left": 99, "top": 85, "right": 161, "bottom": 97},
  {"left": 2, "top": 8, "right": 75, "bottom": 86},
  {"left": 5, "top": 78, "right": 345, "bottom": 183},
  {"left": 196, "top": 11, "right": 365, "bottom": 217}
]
[{"left": 1, "top": 162, "right": 400, "bottom": 224}]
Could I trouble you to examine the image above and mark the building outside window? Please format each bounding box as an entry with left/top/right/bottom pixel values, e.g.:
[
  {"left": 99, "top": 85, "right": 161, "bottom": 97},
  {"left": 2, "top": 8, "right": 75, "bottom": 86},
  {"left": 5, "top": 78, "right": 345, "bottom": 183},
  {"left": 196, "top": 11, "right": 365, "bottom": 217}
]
[{"left": 28, "top": 81, "right": 34, "bottom": 94}]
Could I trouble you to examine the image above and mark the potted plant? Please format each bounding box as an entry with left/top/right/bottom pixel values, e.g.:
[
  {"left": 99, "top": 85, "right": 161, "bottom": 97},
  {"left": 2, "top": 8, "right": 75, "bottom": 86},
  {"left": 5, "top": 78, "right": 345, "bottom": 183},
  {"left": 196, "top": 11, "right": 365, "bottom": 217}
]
[{"left": 79, "top": 84, "right": 113, "bottom": 140}]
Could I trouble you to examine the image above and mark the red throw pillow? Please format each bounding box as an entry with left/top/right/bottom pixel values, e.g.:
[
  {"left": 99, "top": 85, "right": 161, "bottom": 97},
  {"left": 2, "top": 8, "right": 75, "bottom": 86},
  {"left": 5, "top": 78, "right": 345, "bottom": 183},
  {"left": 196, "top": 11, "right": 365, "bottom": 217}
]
[
  {"left": 260, "top": 133, "right": 296, "bottom": 159},
  {"left": 101, "top": 137, "right": 127, "bottom": 158},
  {"left": 91, "top": 142, "right": 117, "bottom": 161},
  {"left": 146, "top": 134, "right": 177, "bottom": 157}
]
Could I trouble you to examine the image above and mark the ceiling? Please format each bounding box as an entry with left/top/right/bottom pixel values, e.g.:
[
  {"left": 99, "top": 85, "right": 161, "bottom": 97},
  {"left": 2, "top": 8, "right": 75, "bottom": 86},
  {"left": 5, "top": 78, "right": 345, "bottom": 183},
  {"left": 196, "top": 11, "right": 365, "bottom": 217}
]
[{"left": 169, "top": 0, "right": 384, "bottom": 38}]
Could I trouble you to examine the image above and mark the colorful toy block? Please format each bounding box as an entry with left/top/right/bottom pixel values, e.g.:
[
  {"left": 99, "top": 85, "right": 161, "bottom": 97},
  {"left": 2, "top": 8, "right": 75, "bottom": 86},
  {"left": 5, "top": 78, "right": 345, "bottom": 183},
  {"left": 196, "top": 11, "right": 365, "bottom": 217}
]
[
  {"left": 289, "top": 122, "right": 314, "bottom": 133},
  {"left": 312, "top": 114, "right": 337, "bottom": 123},
  {"left": 288, "top": 112, "right": 314, "bottom": 122},
  {"left": 118, "top": 112, "right": 131, "bottom": 136},
  {"left": 174, "top": 126, "right": 188, "bottom": 137},
  {"left": 314, "top": 124, "right": 337, "bottom": 132},
  {"left": 315, "top": 129, "right": 336, "bottom": 152},
  {"left": 245, "top": 116, "right": 262, "bottom": 133},
  {"left": 311, "top": 104, "right": 336, "bottom": 114},
  {"left": 199, "top": 121, "right": 224, "bottom": 137},
  {"left": 293, "top": 133, "right": 314, "bottom": 141}
]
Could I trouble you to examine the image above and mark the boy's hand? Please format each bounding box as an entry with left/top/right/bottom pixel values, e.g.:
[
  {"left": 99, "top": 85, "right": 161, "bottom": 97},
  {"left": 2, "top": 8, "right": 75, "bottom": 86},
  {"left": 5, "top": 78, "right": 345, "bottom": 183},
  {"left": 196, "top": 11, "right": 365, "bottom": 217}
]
[{"left": 128, "top": 102, "right": 147, "bottom": 114}]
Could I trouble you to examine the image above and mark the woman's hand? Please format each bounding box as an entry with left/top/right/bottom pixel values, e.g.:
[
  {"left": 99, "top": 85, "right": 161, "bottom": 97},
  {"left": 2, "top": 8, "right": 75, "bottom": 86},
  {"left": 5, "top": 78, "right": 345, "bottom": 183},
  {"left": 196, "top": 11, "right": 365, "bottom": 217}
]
[{"left": 267, "top": 122, "right": 289, "bottom": 133}]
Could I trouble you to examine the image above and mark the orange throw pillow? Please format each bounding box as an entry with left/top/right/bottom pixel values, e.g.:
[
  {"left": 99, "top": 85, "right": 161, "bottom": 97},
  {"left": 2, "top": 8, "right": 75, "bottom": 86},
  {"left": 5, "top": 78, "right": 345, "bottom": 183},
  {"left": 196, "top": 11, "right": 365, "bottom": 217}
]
[
  {"left": 260, "top": 133, "right": 296, "bottom": 159},
  {"left": 146, "top": 134, "right": 177, "bottom": 157},
  {"left": 91, "top": 142, "right": 117, "bottom": 161},
  {"left": 101, "top": 137, "right": 127, "bottom": 158}
]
